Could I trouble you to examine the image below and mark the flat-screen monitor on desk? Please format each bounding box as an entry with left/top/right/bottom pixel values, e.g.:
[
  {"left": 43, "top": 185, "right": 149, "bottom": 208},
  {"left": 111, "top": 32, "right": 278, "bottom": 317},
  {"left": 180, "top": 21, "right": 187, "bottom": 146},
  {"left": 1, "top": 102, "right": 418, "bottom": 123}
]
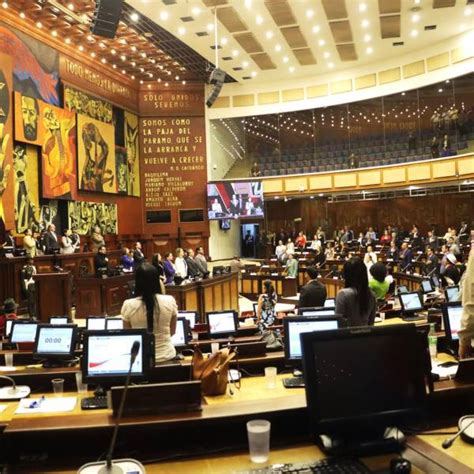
[
  {"left": 9, "top": 321, "right": 38, "bottom": 343},
  {"left": 397, "top": 285, "right": 408, "bottom": 295},
  {"left": 171, "top": 317, "right": 190, "bottom": 347},
  {"left": 49, "top": 316, "right": 70, "bottom": 325},
  {"left": 299, "top": 307, "right": 336, "bottom": 317},
  {"left": 300, "top": 324, "right": 428, "bottom": 455},
  {"left": 105, "top": 318, "right": 123, "bottom": 330},
  {"left": 445, "top": 286, "right": 460, "bottom": 303},
  {"left": 420, "top": 279, "right": 434, "bottom": 294},
  {"left": 86, "top": 317, "right": 106, "bottom": 330},
  {"left": 324, "top": 298, "right": 335, "bottom": 309},
  {"left": 399, "top": 292, "right": 424, "bottom": 319},
  {"left": 207, "top": 310, "right": 239, "bottom": 337},
  {"left": 178, "top": 311, "right": 198, "bottom": 329},
  {"left": 33, "top": 324, "right": 78, "bottom": 367},
  {"left": 442, "top": 303, "right": 463, "bottom": 352}
]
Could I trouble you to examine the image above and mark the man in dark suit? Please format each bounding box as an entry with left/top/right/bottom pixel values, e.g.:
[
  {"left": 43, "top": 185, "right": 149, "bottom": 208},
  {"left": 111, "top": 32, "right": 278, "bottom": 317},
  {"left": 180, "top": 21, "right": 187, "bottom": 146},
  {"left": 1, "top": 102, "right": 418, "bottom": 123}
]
[
  {"left": 185, "top": 248, "right": 202, "bottom": 279},
  {"left": 44, "top": 224, "right": 60, "bottom": 254},
  {"left": 1, "top": 230, "right": 15, "bottom": 250},
  {"left": 299, "top": 267, "right": 327, "bottom": 309},
  {"left": 133, "top": 241, "right": 145, "bottom": 269}
]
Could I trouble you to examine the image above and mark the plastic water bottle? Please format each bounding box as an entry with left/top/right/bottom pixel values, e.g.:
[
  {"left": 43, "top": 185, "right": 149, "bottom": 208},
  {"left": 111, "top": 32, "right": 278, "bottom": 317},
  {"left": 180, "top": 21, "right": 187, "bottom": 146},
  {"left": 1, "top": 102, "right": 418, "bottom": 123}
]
[{"left": 428, "top": 323, "right": 438, "bottom": 359}]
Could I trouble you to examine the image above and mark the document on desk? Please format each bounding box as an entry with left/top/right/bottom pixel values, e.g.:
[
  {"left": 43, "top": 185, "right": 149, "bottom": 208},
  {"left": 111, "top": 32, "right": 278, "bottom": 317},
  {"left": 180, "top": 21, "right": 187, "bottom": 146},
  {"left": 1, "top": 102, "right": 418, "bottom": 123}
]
[
  {"left": 0, "top": 405, "right": 7, "bottom": 413},
  {"left": 16, "top": 396, "right": 77, "bottom": 414},
  {"left": 431, "top": 363, "right": 458, "bottom": 380}
]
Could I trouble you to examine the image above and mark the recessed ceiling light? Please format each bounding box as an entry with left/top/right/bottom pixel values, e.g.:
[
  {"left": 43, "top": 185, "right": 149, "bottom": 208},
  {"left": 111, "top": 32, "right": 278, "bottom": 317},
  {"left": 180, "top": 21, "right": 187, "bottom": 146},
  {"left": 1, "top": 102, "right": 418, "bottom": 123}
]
[
  {"left": 359, "top": 3, "right": 367, "bottom": 12},
  {"left": 328, "top": 62, "right": 334, "bottom": 69},
  {"left": 414, "top": 0, "right": 421, "bottom": 3},
  {"left": 364, "top": 33, "right": 371, "bottom": 42},
  {"left": 2, "top": 2, "right": 8, "bottom": 9},
  {"left": 242, "top": 61, "right": 249, "bottom": 67},
  {"left": 410, "top": 29, "right": 418, "bottom": 37},
  {"left": 79, "top": 45, "right": 84, "bottom": 51},
  {"left": 175, "top": 75, "right": 180, "bottom": 80},
  {"left": 323, "top": 51, "right": 330, "bottom": 58},
  {"left": 178, "top": 26, "right": 186, "bottom": 35},
  {"left": 411, "top": 13, "right": 420, "bottom": 23},
  {"left": 312, "top": 25, "right": 320, "bottom": 34},
  {"left": 366, "top": 46, "right": 373, "bottom": 54},
  {"left": 101, "top": 58, "right": 107, "bottom": 64},
  {"left": 221, "top": 37, "right": 228, "bottom": 45},
  {"left": 182, "top": 80, "right": 186, "bottom": 85},
  {"left": 256, "top": 15, "right": 263, "bottom": 25},
  {"left": 289, "top": 66, "right": 295, "bottom": 73},
  {"left": 274, "top": 44, "right": 282, "bottom": 52},
  {"left": 283, "top": 56, "right": 289, "bottom": 63},
  {"left": 165, "top": 82, "right": 169, "bottom": 87},
  {"left": 245, "top": 0, "right": 252, "bottom": 8},
  {"left": 140, "top": 80, "right": 143, "bottom": 84},
  {"left": 52, "top": 30, "right": 57, "bottom": 37},
  {"left": 251, "top": 71, "right": 257, "bottom": 77},
  {"left": 91, "top": 52, "right": 96, "bottom": 58},
  {"left": 36, "top": 21, "right": 42, "bottom": 28},
  {"left": 207, "top": 23, "right": 214, "bottom": 31},
  {"left": 465, "top": 7, "right": 472, "bottom": 16},
  {"left": 265, "top": 31, "right": 273, "bottom": 39},
  {"left": 65, "top": 38, "right": 71, "bottom": 44},
  {"left": 130, "top": 12, "right": 139, "bottom": 22},
  {"left": 68, "top": 3, "right": 74, "bottom": 10},
  {"left": 401, "top": 92, "right": 406, "bottom": 96},
  {"left": 20, "top": 12, "right": 25, "bottom": 18},
  {"left": 318, "top": 39, "right": 326, "bottom": 46},
  {"left": 232, "top": 49, "right": 239, "bottom": 57},
  {"left": 121, "top": 55, "right": 126, "bottom": 61},
  {"left": 361, "top": 19, "right": 370, "bottom": 28},
  {"left": 112, "top": 64, "right": 116, "bottom": 69},
  {"left": 306, "top": 9, "right": 314, "bottom": 18},
  {"left": 159, "top": 11, "right": 169, "bottom": 21},
  {"left": 191, "top": 7, "right": 201, "bottom": 16},
  {"left": 131, "top": 46, "right": 137, "bottom": 52}
]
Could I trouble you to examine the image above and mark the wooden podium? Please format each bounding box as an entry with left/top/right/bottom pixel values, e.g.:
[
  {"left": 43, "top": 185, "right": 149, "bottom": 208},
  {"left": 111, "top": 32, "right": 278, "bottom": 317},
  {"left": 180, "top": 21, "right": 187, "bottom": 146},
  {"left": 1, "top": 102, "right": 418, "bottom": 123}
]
[{"left": 33, "top": 272, "right": 72, "bottom": 322}]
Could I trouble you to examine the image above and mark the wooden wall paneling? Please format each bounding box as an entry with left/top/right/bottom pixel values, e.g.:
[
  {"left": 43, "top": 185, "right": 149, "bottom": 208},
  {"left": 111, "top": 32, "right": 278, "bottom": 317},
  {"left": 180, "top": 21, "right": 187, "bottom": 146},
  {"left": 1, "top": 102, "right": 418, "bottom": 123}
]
[
  {"left": 75, "top": 284, "right": 102, "bottom": 318},
  {"left": 223, "top": 280, "right": 231, "bottom": 309},
  {"left": 213, "top": 283, "right": 223, "bottom": 311}
]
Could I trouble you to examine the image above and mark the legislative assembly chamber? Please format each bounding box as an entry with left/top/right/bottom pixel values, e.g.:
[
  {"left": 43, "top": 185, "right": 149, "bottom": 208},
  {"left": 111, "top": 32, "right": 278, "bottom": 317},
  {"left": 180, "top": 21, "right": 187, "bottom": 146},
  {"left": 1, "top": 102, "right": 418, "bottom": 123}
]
[{"left": 0, "top": 0, "right": 473, "bottom": 473}]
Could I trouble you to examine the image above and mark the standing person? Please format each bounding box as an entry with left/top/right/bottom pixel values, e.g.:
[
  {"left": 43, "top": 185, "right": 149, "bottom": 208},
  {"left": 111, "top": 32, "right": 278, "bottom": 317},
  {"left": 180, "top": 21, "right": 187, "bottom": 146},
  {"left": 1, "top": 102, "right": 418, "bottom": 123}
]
[
  {"left": 20, "top": 258, "right": 37, "bottom": 319},
  {"left": 275, "top": 240, "right": 287, "bottom": 262},
  {"left": 94, "top": 245, "right": 109, "bottom": 277},
  {"left": 121, "top": 263, "right": 177, "bottom": 364},
  {"left": 399, "top": 242, "right": 413, "bottom": 271},
  {"left": 335, "top": 257, "right": 376, "bottom": 327},
  {"left": 230, "top": 256, "right": 245, "bottom": 294},
  {"left": 174, "top": 247, "right": 188, "bottom": 282},
  {"left": 229, "top": 194, "right": 241, "bottom": 217},
  {"left": 61, "top": 229, "right": 75, "bottom": 254},
  {"left": 299, "top": 267, "right": 327, "bottom": 309},
  {"left": 121, "top": 247, "right": 134, "bottom": 272},
  {"left": 70, "top": 228, "right": 80, "bottom": 252},
  {"left": 250, "top": 161, "right": 261, "bottom": 177},
  {"left": 363, "top": 245, "right": 377, "bottom": 271},
  {"left": 458, "top": 248, "right": 473, "bottom": 359},
  {"left": 195, "top": 246, "right": 209, "bottom": 276},
  {"left": 185, "top": 249, "right": 202, "bottom": 279},
  {"left": 1, "top": 229, "right": 16, "bottom": 250},
  {"left": 387, "top": 240, "right": 399, "bottom": 261},
  {"left": 441, "top": 134, "right": 451, "bottom": 156},
  {"left": 431, "top": 136, "right": 440, "bottom": 158},
  {"left": 44, "top": 224, "right": 60, "bottom": 254},
  {"left": 284, "top": 253, "right": 298, "bottom": 278},
  {"left": 163, "top": 252, "right": 176, "bottom": 284},
  {"left": 151, "top": 253, "right": 166, "bottom": 294},
  {"left": 348, "top": 153, "right": 358, "bottom": 169},
  {"left": 425, "top": 246, "right": 439, "bottom": 276},
  {"left": 295, "top": 231, "right": 307, "bottom": 249},
  {"left": 256, "top": 279, "right": 277, "bottom": 331},
  {"left": 91, "top": 226, "right": 105, "bottom": 253},
  {"left": 23, "top": 229, "right": 36, "bottom": 258},
  {"left": 368, "top": 263, "right": 393, "bottom": 301},
  {"left": 133, "top": 241, "right": 145, "bottom": 269}
]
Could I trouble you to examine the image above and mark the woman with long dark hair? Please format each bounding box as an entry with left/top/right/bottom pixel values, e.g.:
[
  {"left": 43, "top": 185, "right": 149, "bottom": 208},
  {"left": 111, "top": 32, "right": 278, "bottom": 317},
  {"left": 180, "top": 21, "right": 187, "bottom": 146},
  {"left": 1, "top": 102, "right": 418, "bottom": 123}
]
[
  {"left": 335, "top": 257, "right": 376, "bottom": 327},
  {"left": 121, "top": 263, "right": 177, "bottom": 363},
  {"left": 256, "top": 279, "right": 277, "bottom": 330}
]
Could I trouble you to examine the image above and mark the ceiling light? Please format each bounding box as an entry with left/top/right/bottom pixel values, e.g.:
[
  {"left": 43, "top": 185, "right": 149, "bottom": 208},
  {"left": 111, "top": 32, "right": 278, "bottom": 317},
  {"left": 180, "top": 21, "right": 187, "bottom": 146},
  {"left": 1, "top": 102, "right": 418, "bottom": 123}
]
[
  {"left": 220, "top": 37, "right": 228, "bottom": 45},
  {"left": 465, "top": 7, "right": 472, "bottom": 16},
  {"left": 178, "top": 26, "right": 186, "bottom": 35},
  {"left": 90, "top": 52, "right": 96, "bottom": 58},
  {"left": 438, "top": 88, "right": 443, "bottom": 93},
  {"left": 79, "top": 45, "right": 85, "bottom": 52},
  {"left": 245, "top": 0, "right": 252, "bottom": 8},
  {"left": 323, "top": 51, "right": 330, "bottom": 58},
  {"left": 275, "top": 44, "right": 282, "bottom": 52},
  {"left": 141, "top": 52, "right": 147, "bottom": 58},
  {"left": 265, "top": 31, "right": 273, "bottom": 39},
  {"left": 182, "top": 80, "right": 186, "bottom": 85},
  {"left": 20, "top": 12, "right": 25, "bottom": 18},
  {"left": 414, "top": 0, "right": 421, "bottom": 3},
  {"left": 232, "top": 49, "right": 239, "bottom": 57},
  {"left": 101, "top": 58, "right": 106, "bottom": 64},
  {"left": 256, "top": 15, "right": 263, "bottom": 25},
  {"left": 65, "top": 38, "right": 71, "bottom": 44},
  {"left": 359, "top": 3, "right": 367, "bottom": 12},
  {"left": 159, "top": 11, "right": 169, "bottom": 21},
  {"left": 361, "top": 19, "right": 369, "bottom": 28},
  {"left": 36, "top": 21, "right": 42, "bottom": 28},
  {"left": 148, "top": 72, "right": 153, "bottom": 78},
  {"left": 306, "top": 9, "right": 314, "bottom": 18},
  {"left": 67, "top": 3, "right": 74, "bottom": 10},
  {"left": 140, "top": 80, "right": 143, "bottom": 85},
  {"left": 112, "top": 64, "right": 117, "bottom": 69},
  {"left": 410, "top": 29, "right": 418, "bottom": 37},
  {"left": 52, "top": 30, "right": 57, "bottom": 37},
  {"left": 191, "top": 7, "right": 201, "bottom": 16},
  {"left": 131, "top": 46, "right": 137, "bottom": 52},
  {"left": 131, "top": 61, "right": 136, "bottom": 67},
  {"left": 328, "top": 62, "right": 334, "bottom": 69},
  {"left": 312, "top": 25, "right": 320, "bottom": 34},
  {"left": 139, "top": 67, "right": 144, "bottom": 72},
  {"left": 318, "top": 39, "right": 325, "bottom": 46},
  {"left": 282, "top": 56, "right": 289, "bottom": 63},
  {"left": 242, "top": 61, "right": 249, "bottom": 68},
  {"left": 364, "top": 33, "right": 371, "bottom": 42},
  {"left": 289, "top": 66, "right": 295, "bottom": 73},
  {"left": 157, "top": 78, "right": 161, "bottom": 82},
  {"left": 411, "top": 13, "right": 420, "bottom": 23},
  {"left": 366, "top": 46, "right": 373, "bottom": 54},
  {"left": 130, "top": 12, "right": 139, "bottom": 22},
  {"left": 2, "top": 1, "right": 7, "bottom": 8},
  {"left": 175, "top": 75, "right": 180, "bottom": 80},
  {"left": 121, "top": 55, "right": 126, "bottom": 61},
  {"left": 87, "top": 34, "right": 94, "bottom": 41},
  {"left": 251, "top": 71, "right": 257, "bottom": 77},
  {"left": 165, "top": 82, "right": 169, "bottom": 87},
  {"left": 207, "top": 23, "right": 214, "bottom": 31}
]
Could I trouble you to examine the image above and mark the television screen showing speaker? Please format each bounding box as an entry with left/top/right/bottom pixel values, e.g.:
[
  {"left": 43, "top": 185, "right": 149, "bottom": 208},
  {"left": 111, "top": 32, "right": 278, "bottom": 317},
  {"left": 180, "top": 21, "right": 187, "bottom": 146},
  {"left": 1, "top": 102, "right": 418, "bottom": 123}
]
[{"left": 207, "top": 182, "right": 264, "bottom": 220}]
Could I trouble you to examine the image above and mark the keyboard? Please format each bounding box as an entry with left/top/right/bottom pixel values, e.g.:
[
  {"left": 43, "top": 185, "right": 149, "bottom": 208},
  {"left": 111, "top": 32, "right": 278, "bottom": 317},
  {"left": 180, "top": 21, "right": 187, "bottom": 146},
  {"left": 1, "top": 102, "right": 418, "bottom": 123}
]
[
  {"left": 81, "top": 396, "right": 108, "bottom": 410},
  {"left": 282, "top": 376, "right": 305, "bottom": 388},
  {"left": 236, "top": 458, "right": 371, "bottom": 473}
]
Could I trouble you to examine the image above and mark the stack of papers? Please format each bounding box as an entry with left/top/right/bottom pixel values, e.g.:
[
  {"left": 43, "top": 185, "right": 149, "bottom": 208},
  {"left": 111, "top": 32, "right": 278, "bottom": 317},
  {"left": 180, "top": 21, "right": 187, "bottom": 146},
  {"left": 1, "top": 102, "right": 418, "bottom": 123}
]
[
  {"left": 15, "top": 396, "right": 77, "bottom": 414},
  {"left": 431, "top": 362, "right": 458, "bottom": 380}
]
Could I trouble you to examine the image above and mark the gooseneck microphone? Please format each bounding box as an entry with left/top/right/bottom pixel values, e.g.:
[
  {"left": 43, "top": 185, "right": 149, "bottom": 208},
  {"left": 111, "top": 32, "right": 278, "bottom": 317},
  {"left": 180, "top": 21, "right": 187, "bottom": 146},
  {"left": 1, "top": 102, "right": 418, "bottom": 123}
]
[
  {"left": 99, "top": 340, "right": 141, "bottom": 474},
  {"left": 442, "top": 417, "right": 474, "bottom": 449}
]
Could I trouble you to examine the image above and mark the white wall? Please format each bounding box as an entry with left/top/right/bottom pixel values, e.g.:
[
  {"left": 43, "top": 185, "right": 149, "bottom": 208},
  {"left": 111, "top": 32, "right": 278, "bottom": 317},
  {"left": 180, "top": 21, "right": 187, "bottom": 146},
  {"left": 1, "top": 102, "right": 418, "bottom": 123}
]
[{"left": 209, "top": 220, "right": 241, "bottom": 261}]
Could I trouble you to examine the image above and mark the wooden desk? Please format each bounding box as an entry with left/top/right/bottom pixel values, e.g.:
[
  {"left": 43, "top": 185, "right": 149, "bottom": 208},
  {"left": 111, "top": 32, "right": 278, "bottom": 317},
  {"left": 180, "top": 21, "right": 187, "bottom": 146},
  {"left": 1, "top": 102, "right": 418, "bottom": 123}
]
[
  {"left": 242, "top": 274, "right": 297, "bottom": 299},
  {"left": 33, "top": 272, "right": 72, "bottom": 322}
]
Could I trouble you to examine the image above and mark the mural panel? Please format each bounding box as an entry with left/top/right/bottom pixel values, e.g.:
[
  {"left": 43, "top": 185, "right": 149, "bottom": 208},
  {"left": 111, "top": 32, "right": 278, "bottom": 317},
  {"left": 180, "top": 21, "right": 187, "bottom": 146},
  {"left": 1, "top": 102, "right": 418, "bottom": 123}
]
[
  {"left": 124, "top": 111, "right": 140, "bottom": 197},
  {"left": 64, "top": 85, "right": 113, "bottom": 123},
  {"left": 77, "top": 114, "right": 116, "bottom": 194},
  {"left": 116, "top": 146, "right": 128, "bottom": 195},
  {"left": 68, "top": 201, "right": 118, "bottom": 235}
]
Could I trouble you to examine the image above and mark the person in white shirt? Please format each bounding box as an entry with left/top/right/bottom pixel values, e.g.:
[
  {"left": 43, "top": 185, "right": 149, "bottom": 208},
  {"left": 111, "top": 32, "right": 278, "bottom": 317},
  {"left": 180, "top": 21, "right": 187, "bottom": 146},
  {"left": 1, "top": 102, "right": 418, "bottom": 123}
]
[
  {"left": 245, "top": 197, "right": 254, "bottom": 216},
  {"left": 286, "top": 238, "right": 295, "bottom": 255},
  {"left": 174, "top": 247, "right": 188, "bottom": 280},
  {"left": 275, "top": 240, "right": 287, "bottom": 262},
  {"left": 364, "top": 245, "right": 378, "bottom": 272},
  {"left": 211, "top": 199, "right": 223, "bottom": 214},
  {"left": 310, "top": 234, "right": 322, "bottom": 253},
  {"left": 122, "top": 263, "right": 177, "bottom": 364},
  {"left": 61, "top": 229, "right": 75, "bottom": 254}
]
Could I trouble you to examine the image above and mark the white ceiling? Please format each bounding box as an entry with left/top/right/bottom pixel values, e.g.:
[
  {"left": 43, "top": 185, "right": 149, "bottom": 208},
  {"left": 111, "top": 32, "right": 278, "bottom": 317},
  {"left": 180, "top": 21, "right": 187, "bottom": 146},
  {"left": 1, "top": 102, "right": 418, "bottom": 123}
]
[{"left": 128, "top": 0, "right": 474, "bottom": 84}]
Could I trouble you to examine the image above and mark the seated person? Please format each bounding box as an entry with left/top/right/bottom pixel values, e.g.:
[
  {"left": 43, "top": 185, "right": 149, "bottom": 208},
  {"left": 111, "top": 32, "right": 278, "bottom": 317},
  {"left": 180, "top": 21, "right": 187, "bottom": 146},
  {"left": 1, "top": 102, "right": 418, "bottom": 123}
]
[
  {"left": 335, "top": 257, "right": 376, "bottom": 327},
  {"left": 443, "top": 254, "right": 461, "bottom": 285},
  {"left": 299, "top": 267, "right": 327, "bottom": 309},
  {"left": 1, "top": 298, "right": 18, "bottom": 335},
  {"left": 368, "top": 262, "right": 393, "bottom": 301},
  {"left": 94, "top": 245, "right": 109, "bottom": 277},
  {"left": 284, "top": 253, "right": 298, "bottom": 278},
  {"left": 121, "top": 263, "right": 177, "bottom": 364}
]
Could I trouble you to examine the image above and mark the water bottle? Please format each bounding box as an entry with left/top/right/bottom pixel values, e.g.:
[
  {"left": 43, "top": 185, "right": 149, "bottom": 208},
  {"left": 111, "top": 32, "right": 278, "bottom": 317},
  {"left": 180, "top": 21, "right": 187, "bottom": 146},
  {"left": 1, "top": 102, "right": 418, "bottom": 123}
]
[{"left": 428, "top": 323, "right": 438, "bottom": 359}]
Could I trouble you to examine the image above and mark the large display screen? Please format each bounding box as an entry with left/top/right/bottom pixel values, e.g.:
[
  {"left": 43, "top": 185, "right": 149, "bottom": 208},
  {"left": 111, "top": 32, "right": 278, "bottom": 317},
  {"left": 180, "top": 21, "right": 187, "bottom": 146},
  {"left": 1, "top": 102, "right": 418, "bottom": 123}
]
[{"left": 207, "top": 181, "right": 264, "bottom": 220}]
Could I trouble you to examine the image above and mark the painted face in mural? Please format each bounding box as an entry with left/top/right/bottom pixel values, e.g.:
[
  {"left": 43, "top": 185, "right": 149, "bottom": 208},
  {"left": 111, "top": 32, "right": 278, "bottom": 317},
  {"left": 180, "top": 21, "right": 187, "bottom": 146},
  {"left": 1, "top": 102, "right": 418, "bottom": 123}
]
[{"left": 21, "top": 95, "right": 39, "bottom": 141}]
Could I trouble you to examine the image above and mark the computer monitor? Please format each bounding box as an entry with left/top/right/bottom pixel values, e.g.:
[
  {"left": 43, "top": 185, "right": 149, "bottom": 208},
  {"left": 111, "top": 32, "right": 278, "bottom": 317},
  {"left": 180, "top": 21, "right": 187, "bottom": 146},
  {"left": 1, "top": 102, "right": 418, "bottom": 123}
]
[
  {"left": 445, "top": 286, "right": 461, "bottom": 303},
  {"left": 86, "top": 317, "right": 106, "bottom": 330},
  {"left": 33, "top": 324, "right": 78, "bottom": 367},
  {"left": 324, "top": 298, "right": 336, "bottom": 309},
  {"left": 10, "top": 320, "right": 38, "bottom": 343},
  {"left": 105, "top": 318, "right": 123, "bottom": 330},
  {"left": 284, "top": 317, "right": 341, "bottom": 365},
  {"left": 420, "top": 279, "right": 434, "bottom": 294},
  {"left": 49, "top": 316, "right": 70, "bottom": 325},
  {"left": 442, "top": 303, "right": 463, "bottom": 352},
  {"left": 397, "top": 285, "right": 408, "bottom": 294},
  {"left": 81, "top": 329, "right": 152, "bottom": 388},
  {"left": 171, "top": 317, "right": 190, "bottom": 347},
  {"left": 299, "top": 307, "right": 336, "bottom": 317},
  {"left": 399, "top": 292, "right": 423, "bottom": 315},
  {"left": 300, "top": 324, "right": 428, "bottom": 454},
  {"left": 178, "top": 311, "right": 198, "bottom": 329},
  {"left": 207, "top": 310, "right": 239, "bottom": 337}
]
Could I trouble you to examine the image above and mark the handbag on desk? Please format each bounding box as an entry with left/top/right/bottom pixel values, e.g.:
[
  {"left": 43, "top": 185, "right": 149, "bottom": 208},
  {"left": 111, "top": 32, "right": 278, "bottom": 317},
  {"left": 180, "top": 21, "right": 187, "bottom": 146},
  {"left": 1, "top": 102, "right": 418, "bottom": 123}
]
[
  {"left": 191, "top": 346, "right": 236, "bottom": 396},
  {"left": 260, "top": 329, "right": 284, "bottom": 351}
]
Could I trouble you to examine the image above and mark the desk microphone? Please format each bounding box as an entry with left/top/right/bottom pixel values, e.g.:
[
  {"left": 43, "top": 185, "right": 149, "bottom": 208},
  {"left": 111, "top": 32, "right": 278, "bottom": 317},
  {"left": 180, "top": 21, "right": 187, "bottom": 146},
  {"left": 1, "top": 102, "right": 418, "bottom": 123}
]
[
  {"left": 0, "top": 375, "right": 31, "bottom": 400},
  {"left": 78, "top": 341, "right": 145, "bottom": 474},
  {"left": 442, "top": 416, "right": 474, "bottom": 449}
]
